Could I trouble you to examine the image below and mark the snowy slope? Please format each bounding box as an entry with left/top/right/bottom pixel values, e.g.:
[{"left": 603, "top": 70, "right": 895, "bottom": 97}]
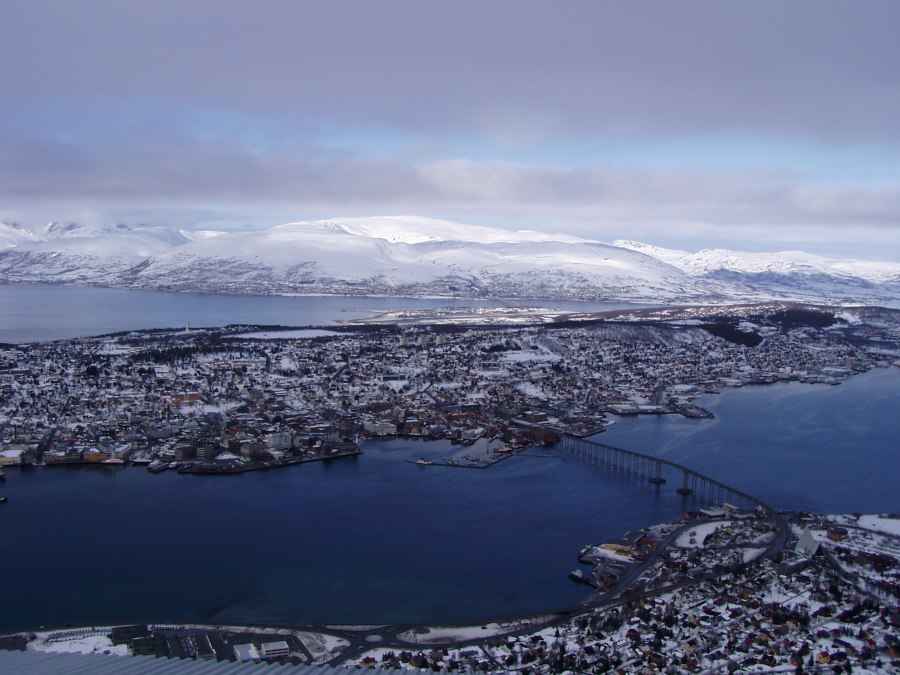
[
  {"left": 615, "top": 240, "right": 900, "bottom": 284},
  {"left": 612, "top": 240, "right": 691, "bottom": 267},
  {"left": 128, "top": 221, "right": 441, "bottom": 294},
  {"left": 0, "top": 224, "right": 191, "bottom": 284},
  {"left": 117, "top": 219, "right": 716, "bottom": 301},
  {"left": 0, "top": 217, "right": 897, "bottom": 305},
  {"left": 614, "top": 240, "right": 900, "bottom": 305},
  {"left": 0, "top": 222, "right": 40, "bottom": 251},
  {"left": 326, "top": 215, "right": 592, "bottom": 245}
]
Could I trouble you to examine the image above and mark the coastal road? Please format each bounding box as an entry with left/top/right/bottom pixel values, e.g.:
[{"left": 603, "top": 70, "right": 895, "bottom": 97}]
[{"left": 322, "top": 512, "right": 790, "bottom": 666}]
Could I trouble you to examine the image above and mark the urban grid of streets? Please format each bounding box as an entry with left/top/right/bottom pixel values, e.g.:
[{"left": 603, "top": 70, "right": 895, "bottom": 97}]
[{"left": 1, "top": 303, "right": 899, "bottom": 672}]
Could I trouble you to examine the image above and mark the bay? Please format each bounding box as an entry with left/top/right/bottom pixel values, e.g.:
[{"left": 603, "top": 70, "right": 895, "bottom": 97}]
[
  {"left": 1, "top": 283, "right": 897, "bottom": 632},
  {"left": 2, "top": 369, "right": 897, "bottom": 632},
  {"left": 0, "top": 440, "right": 684, "bottom": 632}
]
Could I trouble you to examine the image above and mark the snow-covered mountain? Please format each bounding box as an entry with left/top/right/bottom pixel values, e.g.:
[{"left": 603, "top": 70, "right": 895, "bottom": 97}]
[
  {"left": 614, "top": 240, "right": 900, "bottom": 283},
  {"left": 0, "top": 217, "right": 897, "bottom": 306},
  {"left": 325, "top": 215, "right": 592, "bottom": 245},
  {"left": 0, "top": 222, "right": 41, "bottom": 251},
  {"left": 614, "top": 240, "right": 900, "bottom": 306},
  {"left": 0, "top": 223, "right": 193, "bottom": 285}
]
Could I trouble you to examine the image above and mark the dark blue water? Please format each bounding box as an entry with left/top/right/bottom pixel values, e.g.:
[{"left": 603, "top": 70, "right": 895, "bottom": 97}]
[
  {"left": 1, "top": 285, "right": 897, "bottom": 631},
  {"left": 0, "top": 284, "right": 636, "bottom": 343},
  {"left": 0, "top": 439, "right": 686, "bottom": 632},
  {"left": 598, "top": 367, "right": 900, "bottom": 515},
  {"left": 3, "top": 369, "right": 896, "bottom": 632}
]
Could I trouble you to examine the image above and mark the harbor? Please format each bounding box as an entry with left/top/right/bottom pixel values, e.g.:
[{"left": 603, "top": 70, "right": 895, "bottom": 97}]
[{"left": 0, "top": 308, "right": 897, "bottom": 634}]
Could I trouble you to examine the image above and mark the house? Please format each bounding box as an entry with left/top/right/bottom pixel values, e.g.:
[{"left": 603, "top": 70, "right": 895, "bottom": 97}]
[
  {"left": 603, "top": 530, "right": 644, "bottom": 554},
  {"left": 827, "top": 526, "right": 848, "bottom": 542}
]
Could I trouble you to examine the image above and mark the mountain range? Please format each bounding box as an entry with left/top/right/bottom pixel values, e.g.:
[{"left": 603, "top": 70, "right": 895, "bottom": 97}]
[{"left": 1, "top": 216, "right": 898, "bottom": 306}]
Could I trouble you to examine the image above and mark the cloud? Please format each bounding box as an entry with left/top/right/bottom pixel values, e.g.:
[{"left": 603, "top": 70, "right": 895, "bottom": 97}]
[
  {"left": 3, "top": 2, "right": 899, "bottom": 142},
  {"left": 1, "top": 1, "right": 899, "bottom": 256},
  {"left": 1, "top": 125, "right": 897, "bottom": 244}
]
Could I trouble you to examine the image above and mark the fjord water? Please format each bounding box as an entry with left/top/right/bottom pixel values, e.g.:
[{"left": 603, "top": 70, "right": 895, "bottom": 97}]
[
  {"left": 0, "top": 283, "right": 635, "bottom": 343},
  {"left": 1, "top": 283, "right": 898, "bottom": 631},
  {"left": 598, "top": 366, "right": 900, "bottom": 515},
  {"left": 1, "top": 440, "right": 685, "bottom": 632},
  {"left": 3, "top": 369, "right": 898, "bottom": 633}
]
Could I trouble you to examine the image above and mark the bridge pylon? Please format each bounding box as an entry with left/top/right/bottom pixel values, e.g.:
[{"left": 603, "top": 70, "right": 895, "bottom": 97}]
[{"left": 677, "top": 471, "right": 693, "bottom": 495}]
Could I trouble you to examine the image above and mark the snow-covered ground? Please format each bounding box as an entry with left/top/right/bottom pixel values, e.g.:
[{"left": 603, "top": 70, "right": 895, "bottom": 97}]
[
  {"left": 234, "top": 329, "right": 343, "bottom": 340},
  {"left": 857, "top": 514, "right": 900, "bottom": 536},
  {"left": 675, "top": 520, "right": 732, "bottom": 548},
  {"left": 28, "top": 632, "right": 130, "bottom": 657},
  {"left": 397, "top": 617, "right": 555, "bottom": 644},
  {"left": 295, "top": 631, "right": 350, "bottom": 663}
]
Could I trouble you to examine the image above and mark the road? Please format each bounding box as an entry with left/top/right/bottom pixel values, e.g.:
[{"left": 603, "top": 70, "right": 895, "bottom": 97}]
[{"left": 321, "top": 510, "right": 789, "bottom": 666}]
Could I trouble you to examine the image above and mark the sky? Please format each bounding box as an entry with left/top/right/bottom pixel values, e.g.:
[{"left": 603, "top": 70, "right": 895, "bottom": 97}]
[{"left": 1, "top": 1, "right": 899, "bottom": 258}]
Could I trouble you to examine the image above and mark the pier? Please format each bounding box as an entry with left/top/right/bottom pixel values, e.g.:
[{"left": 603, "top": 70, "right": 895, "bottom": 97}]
[{"left": 404, "top": 447, "right": 524, "bottom": 469}]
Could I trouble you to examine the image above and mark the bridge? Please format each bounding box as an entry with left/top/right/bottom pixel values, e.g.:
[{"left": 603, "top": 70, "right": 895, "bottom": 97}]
[{"left": 559, "top": 434, "right": 776, "bottom": 515}]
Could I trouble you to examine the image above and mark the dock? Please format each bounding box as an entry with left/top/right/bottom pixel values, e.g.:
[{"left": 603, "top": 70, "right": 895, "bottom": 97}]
[
  {"left": 178, "top": 448, "right": 362, "bottom": 475},
  {"left": 405, "top": 447, "right": 525, "bottom": 469}
]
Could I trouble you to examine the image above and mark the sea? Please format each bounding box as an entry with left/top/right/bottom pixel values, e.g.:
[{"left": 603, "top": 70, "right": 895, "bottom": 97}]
[
  {"left": 0, "top": 284, "right": 898, "bottom": 632},
  {"left": 0, "top": 283, "right": 635, "bottom": 344}
]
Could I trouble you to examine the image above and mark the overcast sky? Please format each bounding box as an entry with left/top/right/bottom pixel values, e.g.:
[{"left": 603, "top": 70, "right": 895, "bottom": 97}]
[{"left": 2, "top": 1, "right": 898, "bottom": 257}]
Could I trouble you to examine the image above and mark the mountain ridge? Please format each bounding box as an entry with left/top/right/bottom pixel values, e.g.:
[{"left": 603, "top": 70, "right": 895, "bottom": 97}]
[{"left": 0, "top": 216, "right": 897, "bottom": 306}]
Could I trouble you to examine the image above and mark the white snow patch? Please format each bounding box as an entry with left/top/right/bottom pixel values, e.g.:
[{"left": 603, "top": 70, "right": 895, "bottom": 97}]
[
  {"left": 234, "top": 329, "right": 343, "bottom": 340},
  {"left": 398, "top": 619, "right": 547, "bottom": 644},
  {"left": 296, "top": 631, "right": 350, "bottom": 662},
  {"left": 29, "top": 634, "right": 130, "bottom": 657},
  {"left": 741, "top": 547, "right": 765, "bottom": 564},
  {"left": 502, "top": 351, "right": 561, "bottom": 363},
  {"left": 675, "top": 521, "right": 732, "bottom": 548},
  {"left": 857, "top": 514, "right": 900, "bottom": 536},
  {"left": 515, "top": 382, "right": 547, "bottom": 399}
]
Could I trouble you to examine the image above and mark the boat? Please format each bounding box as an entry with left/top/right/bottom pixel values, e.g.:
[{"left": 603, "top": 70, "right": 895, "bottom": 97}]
[
  {"left": 147, "top": 460, "right": 169, "bottom": 473},
  {"left": 414, "top": 458, "right": 433, "bottom": 466},
  {"left": 181, "top": 461, "right": 245, "bottom": 475},
  {"left": 569, "top": 569, "right": 589, "bottom": 584},
  {"left": 0, "top": 496, "right": 7, "bottom": 503}
]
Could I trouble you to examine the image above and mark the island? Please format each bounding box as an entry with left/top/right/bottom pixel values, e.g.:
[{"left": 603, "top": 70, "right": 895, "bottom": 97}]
[
  {"left": 1, "top": 302, "right": 898, "bottom": 671},
  {"left": 1, "top": 303, "right": 896, "bottom": 474}
]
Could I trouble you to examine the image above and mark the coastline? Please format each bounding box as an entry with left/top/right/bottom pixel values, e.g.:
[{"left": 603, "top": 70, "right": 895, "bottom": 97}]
[
  {"left": 3, "top": 510, "right": 897, "bottom": 671},
  {"left": 1, "top": 302, "right": 898, "bottom": 668}
]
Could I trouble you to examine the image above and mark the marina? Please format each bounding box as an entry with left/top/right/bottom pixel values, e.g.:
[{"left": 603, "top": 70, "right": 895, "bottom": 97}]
[{"left": 405, "top": 447, "right": 521, "bottom": 469}]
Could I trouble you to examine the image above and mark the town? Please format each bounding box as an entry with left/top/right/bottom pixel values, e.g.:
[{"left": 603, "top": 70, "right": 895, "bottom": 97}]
[
  {"left": 1, "top": 303, "right": 899, "bottom": 671},
  {"left": 1, "top": 305, "right": 897, "bottom": 474}
]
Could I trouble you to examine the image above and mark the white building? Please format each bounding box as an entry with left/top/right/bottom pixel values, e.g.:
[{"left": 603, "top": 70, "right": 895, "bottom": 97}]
[{"left": 260, "top": 641, "right": 290, "bottom": 660}]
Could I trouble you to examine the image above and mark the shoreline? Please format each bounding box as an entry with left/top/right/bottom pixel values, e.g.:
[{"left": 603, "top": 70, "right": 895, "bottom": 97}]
[
  {"left": 3, "top": 510, "right": 897, "bottom": 670},
  {"left": 2, "top": 305, "right": 898, "bottom": 669}
]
